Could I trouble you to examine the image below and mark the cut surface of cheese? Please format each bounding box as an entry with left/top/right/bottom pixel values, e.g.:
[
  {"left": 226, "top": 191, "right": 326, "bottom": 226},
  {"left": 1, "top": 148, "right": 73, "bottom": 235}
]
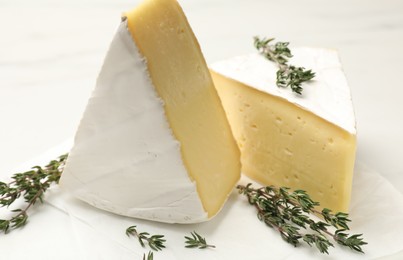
[
  {"left": 210, "top": 50, "right": 356, "bottom": 212},
  {"left": 60, "top": 0, "right": 240, "bottom": 223}
]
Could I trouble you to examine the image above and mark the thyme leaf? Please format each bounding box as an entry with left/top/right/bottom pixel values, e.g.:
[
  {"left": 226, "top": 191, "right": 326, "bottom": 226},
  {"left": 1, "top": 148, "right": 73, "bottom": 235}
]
[{"left": 143, "top": 251, "right": 153, "bottom": 260}]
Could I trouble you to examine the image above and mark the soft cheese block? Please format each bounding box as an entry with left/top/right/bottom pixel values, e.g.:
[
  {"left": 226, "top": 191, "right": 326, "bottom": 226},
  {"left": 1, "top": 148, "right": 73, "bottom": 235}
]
[
  {"left": 60, "top": 0, "right": 240, "bottom": 223},
  {"left": 210, "top": 49, "right": 356, "bottom": 212}
]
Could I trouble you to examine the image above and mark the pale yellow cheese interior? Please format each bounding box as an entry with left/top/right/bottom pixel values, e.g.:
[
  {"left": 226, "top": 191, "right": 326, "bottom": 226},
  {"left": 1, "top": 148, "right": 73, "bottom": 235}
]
[
  {"left": 124, "top": 0, "right": 240, "bottom": 218},
  {"left": 211, "top": 71, "right": 356, "bottom": 213}
]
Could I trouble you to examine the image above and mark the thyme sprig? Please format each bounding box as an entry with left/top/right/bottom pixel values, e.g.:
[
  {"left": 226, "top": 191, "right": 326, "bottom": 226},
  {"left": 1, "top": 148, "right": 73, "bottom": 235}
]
[
  {"left": 0, "top": 154, "right": 68, "bottom": 234},
  {"left": 254, "top": 36, "right": 315, "bottom": 94},
  {"left": 237, "top": 183, "right": 367, "bottom": 254},
  {"left": 143, "top": 251, "right": 153, "bottom": 260},
  {"left": 184, "top": 231, "right": 215, "bottom": 249},
  {"left": 126, "top": 225, "right": 166, "bottom": 251}
]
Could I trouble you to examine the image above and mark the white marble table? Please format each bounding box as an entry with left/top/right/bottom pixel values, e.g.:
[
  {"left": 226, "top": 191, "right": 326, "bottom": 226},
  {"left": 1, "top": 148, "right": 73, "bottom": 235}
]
[{"left": 1, "top": 0, "right": 403, "bottom": 259}]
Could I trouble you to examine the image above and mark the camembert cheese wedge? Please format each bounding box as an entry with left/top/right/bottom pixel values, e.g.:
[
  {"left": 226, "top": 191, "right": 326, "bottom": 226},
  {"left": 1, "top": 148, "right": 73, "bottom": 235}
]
[
  {"left": 210, "top": 49, "right": 356, "bottom": 212},
  {"left": 60, "top": 0, "right": 240, "bottom": 223}
]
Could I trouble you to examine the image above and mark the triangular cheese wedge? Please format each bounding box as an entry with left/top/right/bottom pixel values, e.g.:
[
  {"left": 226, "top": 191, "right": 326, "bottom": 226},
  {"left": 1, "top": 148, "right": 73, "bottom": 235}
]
[
  {"left": 60, "top": 0, "right": 240, "bottom": 223},
  {"left": 210, "top": 49, "right": 356, "bottom": 212}
]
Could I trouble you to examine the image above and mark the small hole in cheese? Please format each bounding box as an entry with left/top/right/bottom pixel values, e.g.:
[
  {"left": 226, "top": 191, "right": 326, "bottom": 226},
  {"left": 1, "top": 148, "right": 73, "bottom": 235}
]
[{"left": 284, "top": 148, "right": 293, "bottom": 156}]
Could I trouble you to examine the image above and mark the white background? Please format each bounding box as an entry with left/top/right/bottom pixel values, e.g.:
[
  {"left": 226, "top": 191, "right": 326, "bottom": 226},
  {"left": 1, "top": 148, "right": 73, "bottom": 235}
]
[{"left": 1, "top": 0, "right": 403, "bottom": 259}]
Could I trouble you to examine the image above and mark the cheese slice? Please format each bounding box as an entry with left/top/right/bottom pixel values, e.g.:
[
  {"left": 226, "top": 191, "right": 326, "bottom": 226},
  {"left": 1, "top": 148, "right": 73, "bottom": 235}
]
[
  {"left": 60, "top": 0, "right": 240, "bottom": 223},
  {"left": 210, "top": 49, "right": 356, "bottom": 212}
]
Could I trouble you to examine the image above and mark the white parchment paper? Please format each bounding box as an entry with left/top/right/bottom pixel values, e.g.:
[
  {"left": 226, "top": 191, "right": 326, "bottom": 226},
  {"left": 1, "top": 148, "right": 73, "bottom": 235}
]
[{"left": 32, "top": 140, "right": 403, "bottom": 260}]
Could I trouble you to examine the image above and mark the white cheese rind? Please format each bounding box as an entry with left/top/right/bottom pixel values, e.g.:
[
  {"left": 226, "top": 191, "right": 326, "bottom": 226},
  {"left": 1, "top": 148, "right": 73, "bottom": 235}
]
[
  {"left": 60, "top": 21, "right": 207, "bottom": 223},
  {"left": 210, "top": 49, "right": 356, "bottom": 134}
]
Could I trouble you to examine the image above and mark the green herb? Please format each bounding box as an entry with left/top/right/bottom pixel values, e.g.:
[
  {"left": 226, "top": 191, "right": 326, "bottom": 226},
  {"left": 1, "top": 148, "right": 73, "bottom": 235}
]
[
  {"left": 185, "top": 231, "right": 215, "bottom": 249},
  {"left": 254, "top": 37, "right": 315, "bottom": 94},
  {"left": 143, "top": 251, "right": 153, "bottom": 260},
  {"left": 0, "top": 154, "right": 68, "bottom": 234},
  {"left": 126, "top": 225, "right": 166, "bottom": 251},
  {"left": 237, "top": 183, "right": 367, "bottom": 254}
]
